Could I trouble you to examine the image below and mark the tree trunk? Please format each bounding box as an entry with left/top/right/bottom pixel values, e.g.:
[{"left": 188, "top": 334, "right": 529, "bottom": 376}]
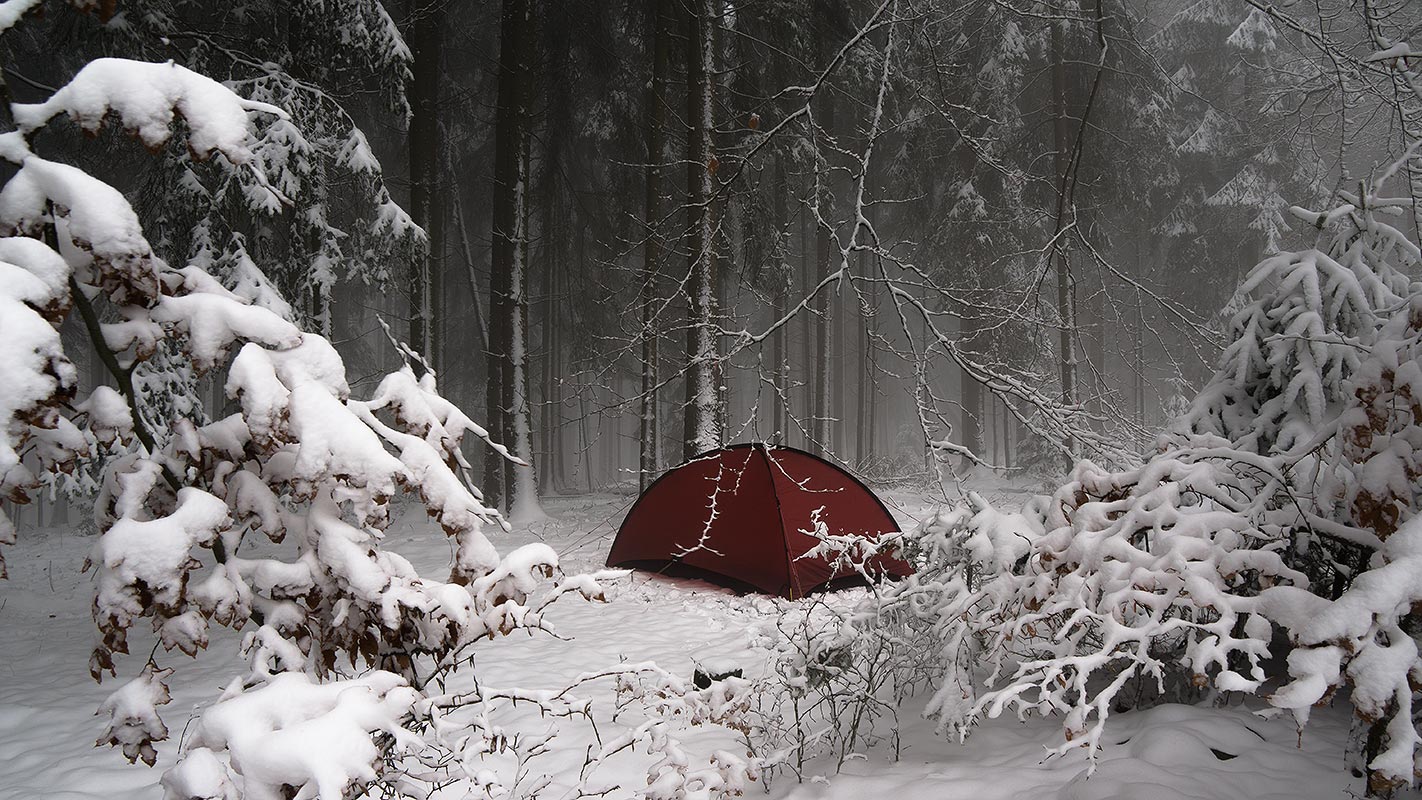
[
  {"left": 407, "top": 0, "right": 445, "bottom": 369},
  {"left": 811, "top": 98, "right": 835, "bottom": 457},
  {"left": 505, "top": 4, "right": 540, "bottom": 521},
  {"left": 578, "top": 372, "right": 593, "bottom": 493},
  {"left": 1002, "top": 397, "right": 1012, "bottom": 469},
  {"left": 1051, "top": 14, "right": 1077, "bottom": 463},
  {"left": 855, "top": 233, "right": 867, "bottom": 465},
  {"left": 800, "top": 178, "right": 812, "bottom": 450},
  {"left": 641, "top": 0, "right": 670, "bottom": 486},
  {"left": 1087, "top": 270, "right": 1106, "bottom": 431},
  {"left": 832, "top": 234, "right": 847, "bottom": 460},
  {"left": 865, "top": 266, "right": 879, "bottom": 466},
  {"left": 710, "top": 8, "right": 730, "bottom": 445},
  {"left": 961, "top": 313, "right": 983, "bottom": 464},
  {"left": 682, "top": 0, "right": 720, "bottom": 460},
  {"left": 546, "top": 227, "right": 566, "bottom": 495},
  {"left": 539, "top": 158, "right": 557, "bottom": 495},
  {"left": 453, "top": 189, "right": 490, "bottom": 354},
  {"left": 51, "top": 490, "right": 68, "bottom": 527},
  {"left": 486, "top": 0, "right": 532, "bottom": 510},
  {"left": 771, "top": 156, "right": 788, "bottom": 444}
]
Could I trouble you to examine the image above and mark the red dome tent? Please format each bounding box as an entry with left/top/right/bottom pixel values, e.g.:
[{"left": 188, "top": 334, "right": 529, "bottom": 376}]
[{"left": 607, "top": 444, "right": 912, "bottom": 598}]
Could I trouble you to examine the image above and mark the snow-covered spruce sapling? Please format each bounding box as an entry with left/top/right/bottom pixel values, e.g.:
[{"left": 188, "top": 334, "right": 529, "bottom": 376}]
[
  {"left": 0, "top": 51, "right": 618, "bottom": 799},
  {"left": 1256, "top": 172, "right": 1422, "bottom": 797}
]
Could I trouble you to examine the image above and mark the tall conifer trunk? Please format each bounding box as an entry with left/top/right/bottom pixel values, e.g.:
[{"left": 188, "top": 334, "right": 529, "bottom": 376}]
[
  {"left": 961, "top": 313, "right": 983, "bottom": 462},
  {"left": 538, "top": 147, "right": 558, "bottom": 495},
  {"left": 855, "top": 215, "right": 870, "bottom": 465},
  {"left": 1051, "top": 14, "right": 1077, "bottom": 462},
  {"left": 641, "top": 0, "right": 670, "bottom": 486},
  {"left": 407, "top": 0, "right": 446, "bottom": 369},
  {"left": 504, "top": 5, "right": 539, "bottom": 520},
  {"left": 771, "top": 157, "right": 788, "bottom": 443},
  {"left": 832, "top": 231, "right": 846, "bottom": 458},
  {"left": 811, "top": 97, "right": 835, "bottom": 457},
  {"left": 800, "top": 179, "right": 812, "bottom": 449},
  {"left": 486, "top": 0, "right": 534, "bottom": 511},
  {"left": 682, "top": 0, "right": 720, "bottom": 459},
  {"left": 865, "top": 262, "right": 879, "bottom": 464}
]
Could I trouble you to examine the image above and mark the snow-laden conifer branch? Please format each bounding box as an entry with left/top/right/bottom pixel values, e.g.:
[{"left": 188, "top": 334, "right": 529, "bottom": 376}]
[{"left": 0, "top": 46, "right": 626, "bottom": 800}]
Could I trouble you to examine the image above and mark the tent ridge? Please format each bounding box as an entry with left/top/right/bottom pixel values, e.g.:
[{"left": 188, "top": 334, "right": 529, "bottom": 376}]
[{"left": 757, "top": 444, "right": 801, "bottom": 599}]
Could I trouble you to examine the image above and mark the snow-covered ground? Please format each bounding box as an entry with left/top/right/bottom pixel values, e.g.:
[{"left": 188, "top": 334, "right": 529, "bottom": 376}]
[{"left": 0, "top": 491, "right": 1386, "bottom": 799}]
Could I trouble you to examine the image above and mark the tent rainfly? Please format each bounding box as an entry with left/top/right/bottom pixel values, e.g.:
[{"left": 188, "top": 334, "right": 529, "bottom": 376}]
[{"left": 606, "top": 443, "right": 913, "bottom": 598}]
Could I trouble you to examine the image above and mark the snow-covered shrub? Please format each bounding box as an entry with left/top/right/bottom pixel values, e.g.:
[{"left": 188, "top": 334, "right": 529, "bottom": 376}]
[
  {"left": 1259, "top": 237, "right": 1422, "bottom": 793},
  {"left": 906, "top": 449, "right": 1308, "bottom": 754},
  {"left": 860, "top": 161, "right": 1422, "bottom": 796},
  {"left": 18, "top": 1, "right": 421, "bottom": 336},
  {"left": 1262, "top": 512, "right": 1422, "bottom": 796},
  {"left": 167, "top": 671, "right": 423, "bottom": 800},
  {"left": 918, "top": 491, "right": 1046, "bottom": 586},
  {"left": 611, "top": 666, "right": 764, "bottom": 798},
  {"left": 751, "top": 509, "right": 942, "bottom": 782},
  {"left": 372, "top": 661, "right": 765, "bottom": 799},
  {"left": 751, "top": 595, "right": 933, "bottom": 778},
  {"left": 0, "top": 28, "right": 619, "bottom": 800},
  {"left": 728, "top": 493, "right": 1046, "bottom": 781}
]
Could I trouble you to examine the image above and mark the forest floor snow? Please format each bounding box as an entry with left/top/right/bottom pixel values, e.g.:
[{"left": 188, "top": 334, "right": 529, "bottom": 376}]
[{"left": 0, "top": 489, "right": 1397, "bottom": 799}]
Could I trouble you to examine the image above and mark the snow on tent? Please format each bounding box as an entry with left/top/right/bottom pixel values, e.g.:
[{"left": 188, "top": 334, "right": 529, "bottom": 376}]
[{"left": 607, "top": 443, "right": 912, "bottom": 598}]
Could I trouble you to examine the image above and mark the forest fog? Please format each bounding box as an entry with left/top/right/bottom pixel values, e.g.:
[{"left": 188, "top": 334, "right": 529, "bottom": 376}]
[
  {"left": 8, "top": 0, "right": 1395, "bottom": 517},
  {"left": 3, "top": 0, "right": 1422, "bottom": 798}
]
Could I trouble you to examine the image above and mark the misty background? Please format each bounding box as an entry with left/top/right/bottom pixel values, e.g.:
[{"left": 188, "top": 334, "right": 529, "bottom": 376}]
[{"left": 2, "top": 0, "right": 1416, "bottom": 519}]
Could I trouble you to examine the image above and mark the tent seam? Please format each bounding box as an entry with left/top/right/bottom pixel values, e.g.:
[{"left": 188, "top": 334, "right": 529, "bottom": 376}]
[{"left": 758, "top": 444, "right": 800, "bottom": 599}]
